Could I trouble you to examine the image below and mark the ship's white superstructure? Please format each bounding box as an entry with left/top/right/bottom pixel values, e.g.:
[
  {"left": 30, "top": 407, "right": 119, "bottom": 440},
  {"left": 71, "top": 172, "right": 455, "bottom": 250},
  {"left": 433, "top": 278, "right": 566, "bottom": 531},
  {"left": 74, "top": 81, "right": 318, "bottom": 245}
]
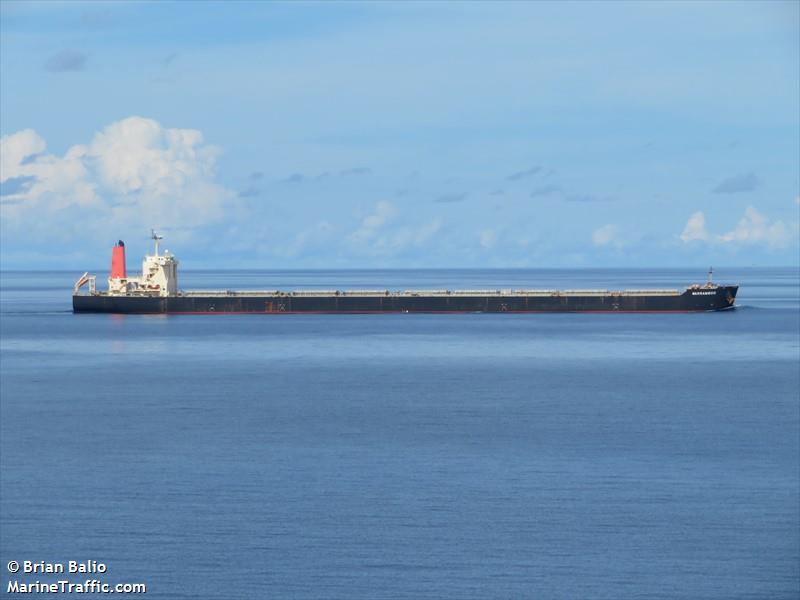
[
  {"left": 109, "top": 253, "right": 178, "bottom": 296},
  {"left": 76, "top": 231, "right": 178, "bottom": 297}
]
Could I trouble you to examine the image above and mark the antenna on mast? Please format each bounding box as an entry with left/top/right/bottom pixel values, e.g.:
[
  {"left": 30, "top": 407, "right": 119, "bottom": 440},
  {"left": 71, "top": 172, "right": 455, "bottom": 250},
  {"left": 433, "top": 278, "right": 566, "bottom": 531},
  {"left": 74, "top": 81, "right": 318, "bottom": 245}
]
[
  {"left": 707, "top": 266, "right": 713, "bottom": 285},
  {"left": 151, "top": 229, "right": 163, "bottom": 256}
]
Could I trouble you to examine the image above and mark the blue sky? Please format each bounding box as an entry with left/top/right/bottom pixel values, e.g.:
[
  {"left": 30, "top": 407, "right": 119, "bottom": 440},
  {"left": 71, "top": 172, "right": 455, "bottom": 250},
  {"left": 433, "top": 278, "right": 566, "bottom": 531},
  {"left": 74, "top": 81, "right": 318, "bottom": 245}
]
[{"left": 1, "top": 0, "right": 798, "bottom": 269}]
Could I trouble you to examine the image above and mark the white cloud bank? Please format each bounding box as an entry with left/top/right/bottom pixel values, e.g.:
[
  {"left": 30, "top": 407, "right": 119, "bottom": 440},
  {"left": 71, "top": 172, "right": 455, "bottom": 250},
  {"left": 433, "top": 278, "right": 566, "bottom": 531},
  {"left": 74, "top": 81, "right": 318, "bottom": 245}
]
[
  {"left": 479, "top": 229, "right": 497, "bottom": 249},
  {"left": 680, "top": 211, "right": 710, "bottom": 243},
  {"left": 348, "top": 200, "right": 397, "bottom": 244},
  {"left": 1, "top": 117, "right": 234, "bottom": 241},
  {"left": 345, "top": 200, "right": 442, "bottom": 257},
  {"left": 592, "top": 224, "right": 619, "bottom": 246},
  {"left": 680, "top": 207, "right": 791, "bottom": 248}
]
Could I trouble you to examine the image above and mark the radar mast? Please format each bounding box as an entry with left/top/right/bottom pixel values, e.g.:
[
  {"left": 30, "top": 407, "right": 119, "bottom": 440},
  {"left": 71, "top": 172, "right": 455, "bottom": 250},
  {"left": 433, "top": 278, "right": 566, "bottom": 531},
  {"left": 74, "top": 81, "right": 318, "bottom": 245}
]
[{"left": 151, "top": 229, "right": 163, "bottom": 256}]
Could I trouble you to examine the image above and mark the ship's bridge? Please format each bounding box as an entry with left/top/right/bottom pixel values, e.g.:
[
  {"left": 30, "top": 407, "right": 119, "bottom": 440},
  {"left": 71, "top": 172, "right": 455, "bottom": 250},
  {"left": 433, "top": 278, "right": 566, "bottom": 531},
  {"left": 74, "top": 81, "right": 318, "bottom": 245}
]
[{"left": 75, "top": 231, "right": 179, "bottom": 297}]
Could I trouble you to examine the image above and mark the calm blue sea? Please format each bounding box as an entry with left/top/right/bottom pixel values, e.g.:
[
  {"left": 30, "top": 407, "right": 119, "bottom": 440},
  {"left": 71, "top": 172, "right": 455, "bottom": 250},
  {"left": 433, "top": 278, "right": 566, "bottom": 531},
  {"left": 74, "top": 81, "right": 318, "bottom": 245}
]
[{"left": 1, "top": 268, "right": 798, "bottom": 599}]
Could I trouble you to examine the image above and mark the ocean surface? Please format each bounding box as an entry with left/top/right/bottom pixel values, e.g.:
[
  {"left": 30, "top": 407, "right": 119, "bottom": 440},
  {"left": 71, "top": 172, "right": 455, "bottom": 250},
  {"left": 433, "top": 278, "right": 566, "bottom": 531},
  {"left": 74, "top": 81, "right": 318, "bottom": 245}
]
[{"left": 1, "top": 267, "right": 798, "bottom": 599}]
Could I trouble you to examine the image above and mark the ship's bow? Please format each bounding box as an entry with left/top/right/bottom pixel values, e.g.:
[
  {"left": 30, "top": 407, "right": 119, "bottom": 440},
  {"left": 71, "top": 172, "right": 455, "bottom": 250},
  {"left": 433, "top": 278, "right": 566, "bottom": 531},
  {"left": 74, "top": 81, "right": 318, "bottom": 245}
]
[{"left": 721, "top": 285, "right": 738, "bottom": 309}]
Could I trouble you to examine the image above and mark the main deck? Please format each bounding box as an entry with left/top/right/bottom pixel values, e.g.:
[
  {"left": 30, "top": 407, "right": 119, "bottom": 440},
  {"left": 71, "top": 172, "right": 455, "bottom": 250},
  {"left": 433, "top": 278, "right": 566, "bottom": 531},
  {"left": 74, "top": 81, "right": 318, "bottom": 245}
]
[
  {"left": 73, "top": 285, "right": 737, "bottom": 313},
  {"left": 176, "top": 288, "right": 684, "bottom": 298}
]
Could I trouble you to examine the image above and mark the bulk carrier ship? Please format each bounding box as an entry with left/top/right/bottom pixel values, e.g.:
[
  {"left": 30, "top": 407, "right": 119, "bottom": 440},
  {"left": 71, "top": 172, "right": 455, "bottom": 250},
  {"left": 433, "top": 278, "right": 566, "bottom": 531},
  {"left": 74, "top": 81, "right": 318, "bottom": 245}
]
[{"left": 72, "top": 233, "right": 738, "bottom": 314}]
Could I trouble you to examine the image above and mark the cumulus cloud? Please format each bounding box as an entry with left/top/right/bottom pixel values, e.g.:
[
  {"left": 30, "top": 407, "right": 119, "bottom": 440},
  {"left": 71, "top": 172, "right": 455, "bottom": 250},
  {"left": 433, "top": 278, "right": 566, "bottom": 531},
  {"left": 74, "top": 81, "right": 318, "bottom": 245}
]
[
  {"left": 0, "top": 116, "right": 234, "bottom": 240},
  {"left": 281, "top": 173, "right": 307, "bottom": 183},
  {"left": 385, "top": 218, "right": 443, "bottom": 252},
  {"left": 345, "top": 200, "right": 442, "bottom": 257},
  {"left": 712, "top": 172, "right": 760, "bottom": 194},
  {"left": 237, "top": 186, "right": 260, "bottom": 198},
  {"left": 339, "top": 167, "right": 371, "bottom": 176},
  {"left": 530, "top": 185, "right": 560, "bottom": 198},
  {"left": 718, "top": 207, "right": 789, "bottom": 247},
  {"left": 592, "top": 224, "right": 619, "bottom": 247},
  {"left": 348, "top": 201, "right": 397, "bottom": 244},
  {"left": 44, "top": 49, "right": 87, "bottom": 72},
  {"left": 479, "top": 229, "right": 497, "bottom": 249},
  {"left": 565, "top": 193, "right": 613, "bottom": 203},
  {"left": 281, "top": 167, "right": 372, "bottom": 183},
  {"left": 282, "top": 221, "right": 335, "bottom": 258},
  {"left": 680, "top": 211, "right": 710, "bottom": 242},
  {"left": 0, "top": 175, "right": 37, "bottom": 197},
  {"left": 435, "top": 192, "right": 467, "bottom": 203},
  {"left": 680, "top": 207, "right": 790, "bottom": 248},
  {"left": 506, "top": 166, "right": 541, "bottom": 181},
  {"left": 0, "top": 129, "right": 46, "bottom": 177}
]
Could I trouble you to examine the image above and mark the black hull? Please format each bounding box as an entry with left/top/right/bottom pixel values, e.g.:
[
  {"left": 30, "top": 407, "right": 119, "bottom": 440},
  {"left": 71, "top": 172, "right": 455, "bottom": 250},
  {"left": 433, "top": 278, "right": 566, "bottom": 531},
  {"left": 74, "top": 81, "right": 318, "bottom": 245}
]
[{"left": 73, "top": 286, "right": 738, "bottom": 314}]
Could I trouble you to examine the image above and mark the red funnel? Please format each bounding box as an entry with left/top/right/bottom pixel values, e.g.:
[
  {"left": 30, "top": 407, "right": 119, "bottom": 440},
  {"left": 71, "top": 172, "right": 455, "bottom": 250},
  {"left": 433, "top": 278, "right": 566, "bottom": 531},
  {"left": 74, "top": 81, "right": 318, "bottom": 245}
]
[{"left": 110, "top": 241, "right": 126, "bottom": 279}]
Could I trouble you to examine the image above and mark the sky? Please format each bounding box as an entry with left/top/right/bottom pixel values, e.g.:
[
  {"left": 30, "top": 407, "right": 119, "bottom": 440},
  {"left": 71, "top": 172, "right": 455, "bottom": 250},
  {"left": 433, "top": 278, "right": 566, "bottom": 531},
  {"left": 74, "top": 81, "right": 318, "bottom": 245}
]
[{"left": 1, "top": 0, "right": 798, "bottom": 270}]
